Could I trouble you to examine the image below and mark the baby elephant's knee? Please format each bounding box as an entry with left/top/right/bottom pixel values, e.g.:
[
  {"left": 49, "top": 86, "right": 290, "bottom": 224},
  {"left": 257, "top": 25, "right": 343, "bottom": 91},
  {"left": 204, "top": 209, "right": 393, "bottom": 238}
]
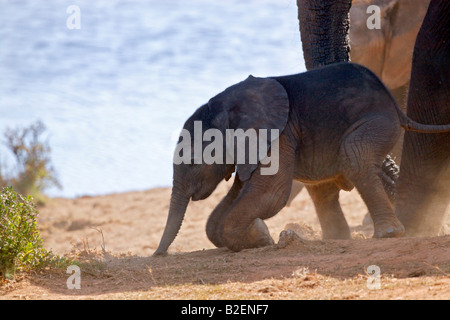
[{"left": 222, "top": 218, "right": 274, "bottom": 252}]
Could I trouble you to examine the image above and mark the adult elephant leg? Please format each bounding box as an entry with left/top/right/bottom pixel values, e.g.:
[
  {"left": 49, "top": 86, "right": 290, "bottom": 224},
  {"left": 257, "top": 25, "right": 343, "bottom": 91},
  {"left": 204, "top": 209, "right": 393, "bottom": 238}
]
[
  {"left": 396, "top": 155, "right": 450, "bottom": 236},
  {"left": 305, "top": 182, "right": 350, "bottom": 239},
  {"left": 206, "top": 175, "right": 243, "bottom": 248},
  {"left": 389, "top": 83, "right": 409, "bottom": 165},
  {"left": 395, "top": 0, "right": 450, "bottom": 236},
  {"left": 391, "top": 84, "right": 409, "bottom": 113}
]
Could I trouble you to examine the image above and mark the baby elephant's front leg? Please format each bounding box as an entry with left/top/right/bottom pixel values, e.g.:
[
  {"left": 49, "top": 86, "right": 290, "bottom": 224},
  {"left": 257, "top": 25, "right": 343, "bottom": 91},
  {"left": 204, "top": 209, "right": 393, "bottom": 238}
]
[
  {"left": 220, "top": 174, "right": 292, "bottom": 252},
  {"left": 245, "top": 218, "right": 275, "bottom": 248},
  {"left": 220, "top": 134, "right": 296, "bottom": 251},
  {"left": 220, "top": 217, "right": 276, "bottom": 252}
]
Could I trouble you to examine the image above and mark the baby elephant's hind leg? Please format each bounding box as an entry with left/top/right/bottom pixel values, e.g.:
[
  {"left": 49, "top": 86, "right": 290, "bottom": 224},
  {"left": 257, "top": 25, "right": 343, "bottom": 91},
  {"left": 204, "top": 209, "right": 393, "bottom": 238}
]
[
  {"left": 353, "top": 169, "right": 404, "bottom": 238},
  {"left": 305, "top": 182, "right": 351, "bottom": 239},
  {"left": 340, "top": 119, "right": 404, "bottom": 238}
]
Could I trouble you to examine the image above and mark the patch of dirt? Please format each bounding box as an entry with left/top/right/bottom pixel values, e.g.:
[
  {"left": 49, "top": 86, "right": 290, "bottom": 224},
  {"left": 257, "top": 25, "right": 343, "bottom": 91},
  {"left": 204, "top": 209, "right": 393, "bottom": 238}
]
[{"left": 1, "top": 180, "right": 449, "bottom": 300}]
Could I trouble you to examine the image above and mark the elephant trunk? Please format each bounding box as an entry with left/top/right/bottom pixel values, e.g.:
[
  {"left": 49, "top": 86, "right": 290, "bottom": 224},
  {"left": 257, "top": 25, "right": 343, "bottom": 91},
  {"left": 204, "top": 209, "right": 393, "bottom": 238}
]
[
  {"left": 153, "top": 187, "right": 190, "bottom": 256},
  {"left": 297, "top": 0, "right": 352, "bottom": 70}
]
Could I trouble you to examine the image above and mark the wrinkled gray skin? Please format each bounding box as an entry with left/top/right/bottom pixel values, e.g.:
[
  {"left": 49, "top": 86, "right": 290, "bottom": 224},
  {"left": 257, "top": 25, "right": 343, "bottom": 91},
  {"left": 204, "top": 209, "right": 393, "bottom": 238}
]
[
  {"left": 291, "top": 0, "right": 354, "bottom": 208},
  {"left": 297, "top": 0, "right": 351, "bottom": 69},
  {"left": 395, "top": 0, "right": 450, "bottom": 236},
  {"left": 154, "top": 62, "right": 450, "bottom": 255},
  {"left": 288, "top": 0, "right": 430, "bottom": 207}
]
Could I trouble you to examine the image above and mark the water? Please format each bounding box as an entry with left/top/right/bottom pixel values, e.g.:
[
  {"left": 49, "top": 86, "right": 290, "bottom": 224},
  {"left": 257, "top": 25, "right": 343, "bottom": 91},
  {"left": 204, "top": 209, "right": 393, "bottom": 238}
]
[{"left": 0, "top": 0, "right": 305, "bottom": 198}]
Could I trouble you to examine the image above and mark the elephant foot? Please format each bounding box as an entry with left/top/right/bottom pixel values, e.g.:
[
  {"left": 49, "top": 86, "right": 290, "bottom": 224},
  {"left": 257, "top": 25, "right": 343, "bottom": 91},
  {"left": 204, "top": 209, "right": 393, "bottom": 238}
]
[
  {"left": 225, "top": 218, "right": 274, "bottom": 252},
  {"left": 247, "top": 218, "right": 275, "bottom": 248},
  {"left": 373, "top": 219, "right": 405, "bottom": 238}
]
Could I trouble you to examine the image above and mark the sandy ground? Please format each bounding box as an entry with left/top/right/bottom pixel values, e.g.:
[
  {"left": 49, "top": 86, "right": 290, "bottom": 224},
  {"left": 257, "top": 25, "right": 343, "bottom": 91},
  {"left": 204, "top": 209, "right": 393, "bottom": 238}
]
[{"left": 1, "top": 180, "right": 449, "bottom": 300}]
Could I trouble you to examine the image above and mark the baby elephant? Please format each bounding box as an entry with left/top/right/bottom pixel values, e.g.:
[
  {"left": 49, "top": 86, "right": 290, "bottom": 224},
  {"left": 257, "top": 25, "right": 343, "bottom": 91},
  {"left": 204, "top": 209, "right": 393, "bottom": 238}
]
[{"left": 154, "top": 62, "right": 450, "bottom": 255}]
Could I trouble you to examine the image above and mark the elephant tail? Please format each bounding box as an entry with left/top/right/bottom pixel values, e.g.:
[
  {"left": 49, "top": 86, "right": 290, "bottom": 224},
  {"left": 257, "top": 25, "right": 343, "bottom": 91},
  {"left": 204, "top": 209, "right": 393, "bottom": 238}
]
[
  {"left": 380, "top": 154, "right": 398, "bottom": 204},
  {"left": 395, "top": 105, "right": 450, "bottom": 133},
  {"left": 358, "top": 62, "right": 450, "bottom": 134}
]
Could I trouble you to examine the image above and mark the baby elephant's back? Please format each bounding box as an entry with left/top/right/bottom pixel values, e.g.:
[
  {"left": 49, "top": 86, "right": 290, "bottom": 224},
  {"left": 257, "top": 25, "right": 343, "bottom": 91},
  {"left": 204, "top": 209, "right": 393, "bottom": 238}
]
[
  {"left": 274, "top": 62, "right": 400, "bottom": 172},
  {"left": 277, "top": 62, "right": 400, "bottom": 138}
]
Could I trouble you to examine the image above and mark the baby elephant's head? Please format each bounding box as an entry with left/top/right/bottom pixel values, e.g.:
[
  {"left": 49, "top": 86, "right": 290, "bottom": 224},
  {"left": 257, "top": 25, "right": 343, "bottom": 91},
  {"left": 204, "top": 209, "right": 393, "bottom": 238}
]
[{"left": 154, "top": 75, "right": 289, "bottom": 256}]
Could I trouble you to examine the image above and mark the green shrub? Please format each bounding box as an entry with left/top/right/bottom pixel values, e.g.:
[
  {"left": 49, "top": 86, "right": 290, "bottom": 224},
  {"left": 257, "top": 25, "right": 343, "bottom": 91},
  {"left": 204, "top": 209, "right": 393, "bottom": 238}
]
[
  {"left": 0, "top": 121, "right": 61, "bottom": 203},
  {"left": 0, "top": 186, "right": 68, "bottom": 280}
]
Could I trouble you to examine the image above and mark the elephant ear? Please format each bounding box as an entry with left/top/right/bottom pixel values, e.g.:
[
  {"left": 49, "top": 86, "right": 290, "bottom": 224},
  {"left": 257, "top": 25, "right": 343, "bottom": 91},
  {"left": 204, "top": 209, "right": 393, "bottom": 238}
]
[{"left": 208, "top": 75, "right": 289, "bottom": 181}]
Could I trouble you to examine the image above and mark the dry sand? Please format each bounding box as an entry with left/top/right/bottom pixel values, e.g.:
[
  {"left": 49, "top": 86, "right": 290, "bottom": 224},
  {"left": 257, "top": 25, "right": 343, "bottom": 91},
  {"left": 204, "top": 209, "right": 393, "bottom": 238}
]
[{"left": 1, "top": 180, "right": 449, "bottom": 299}]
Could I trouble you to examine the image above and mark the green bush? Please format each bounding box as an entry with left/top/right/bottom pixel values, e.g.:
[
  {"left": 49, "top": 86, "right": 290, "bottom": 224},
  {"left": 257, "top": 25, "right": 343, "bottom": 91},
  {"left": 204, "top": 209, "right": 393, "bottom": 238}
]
[
  {"left": 0, "top": 186, "right": 67, "bottom": 279},
  {"left": 0, "top": 121, "right": 61, "bottom": 203}
]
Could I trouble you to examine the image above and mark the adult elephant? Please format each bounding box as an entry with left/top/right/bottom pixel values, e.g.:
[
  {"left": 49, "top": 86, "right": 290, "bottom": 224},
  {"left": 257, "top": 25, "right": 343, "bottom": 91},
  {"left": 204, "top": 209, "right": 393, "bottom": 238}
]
[
  {"left": 350, "top": 0, "right": 430, "bottom": 163},
  {"left": 395, "top": 0, "right": 450, "bottom": 236},
  {"left": 350, "top": 0, "right": 430, "bottom": 102},
  {"left": 298, "top": 0, "right": 430, "bottom": 110},
  {"left": 297, "top": 0, "right": 430, "bottom": 93}
]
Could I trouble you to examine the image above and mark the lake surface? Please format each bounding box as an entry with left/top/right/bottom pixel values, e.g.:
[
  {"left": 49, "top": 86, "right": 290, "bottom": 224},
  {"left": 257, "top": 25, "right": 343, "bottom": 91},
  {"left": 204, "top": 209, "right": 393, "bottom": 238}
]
[{"left": 0, "top": 0, "right": 305, "bottom": 198}]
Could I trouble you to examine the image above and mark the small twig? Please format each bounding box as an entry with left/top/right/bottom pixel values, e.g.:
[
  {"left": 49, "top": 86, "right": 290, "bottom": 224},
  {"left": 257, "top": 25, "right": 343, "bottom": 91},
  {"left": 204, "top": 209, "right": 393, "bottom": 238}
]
[
  {"left": 90, "top": 227, "right": 106, "bottom": 252},
  {"left": 147, "top": 265, "right": 158, "bottom": 286},
  {"left": 81, "top": 238, "right": 90, "bottom": 253},
  {"left": 422, "top": 262, "right": 449, "bottom": 276}
]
